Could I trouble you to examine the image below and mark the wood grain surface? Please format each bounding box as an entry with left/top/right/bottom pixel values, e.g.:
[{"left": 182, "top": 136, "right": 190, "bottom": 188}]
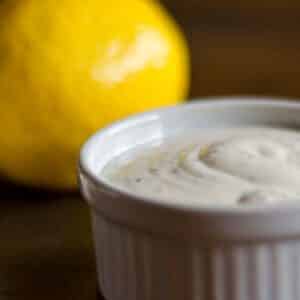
[
  {"left": 1, "top": 1, "right": 300, "bottom": 299},
  {"left": 0, "top": 184, "right": 100, "bottom": 300}
]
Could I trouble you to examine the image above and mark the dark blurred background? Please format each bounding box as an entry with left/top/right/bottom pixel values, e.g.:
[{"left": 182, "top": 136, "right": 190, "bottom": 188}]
[{"left": 163, "top": 0, "right": 300, "bottom": 98}]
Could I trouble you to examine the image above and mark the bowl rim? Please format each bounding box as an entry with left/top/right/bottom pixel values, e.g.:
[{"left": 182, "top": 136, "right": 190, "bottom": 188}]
[{"left": 79, "top": 96, "right": 300, "bottom": 213}]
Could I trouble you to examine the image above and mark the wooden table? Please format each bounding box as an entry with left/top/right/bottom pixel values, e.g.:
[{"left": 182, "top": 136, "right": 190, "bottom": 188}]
[
  {"left": 0, "top": 182, "right": 104, "bottom": 300},
  {"left": 2, "top": 1, "right": 300, "bottom": 299}
]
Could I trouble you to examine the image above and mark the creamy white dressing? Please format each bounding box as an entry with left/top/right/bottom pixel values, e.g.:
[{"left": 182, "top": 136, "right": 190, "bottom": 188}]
[{"left": 103, "top": 127, "right": 300, "bottom": 206}]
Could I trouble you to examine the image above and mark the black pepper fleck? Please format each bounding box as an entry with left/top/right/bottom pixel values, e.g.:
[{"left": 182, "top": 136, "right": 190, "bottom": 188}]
[{"left": 171, "top": 168, "right": 178, "bottom": 174}]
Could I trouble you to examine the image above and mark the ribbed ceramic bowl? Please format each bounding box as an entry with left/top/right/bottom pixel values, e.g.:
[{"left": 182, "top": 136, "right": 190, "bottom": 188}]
[{"left": 79, "top": 98, "right": 300, "bottom": 300}]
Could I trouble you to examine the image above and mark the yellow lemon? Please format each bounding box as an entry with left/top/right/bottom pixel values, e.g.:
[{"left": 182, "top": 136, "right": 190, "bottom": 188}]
[{"left": 0, "top": 0, "right": 189, "bottom": 189}]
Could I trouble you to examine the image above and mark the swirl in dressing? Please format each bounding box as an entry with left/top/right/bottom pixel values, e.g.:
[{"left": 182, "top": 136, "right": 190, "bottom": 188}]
[{"left": 104, "top": 127, "right": 300, "bottom": 206}]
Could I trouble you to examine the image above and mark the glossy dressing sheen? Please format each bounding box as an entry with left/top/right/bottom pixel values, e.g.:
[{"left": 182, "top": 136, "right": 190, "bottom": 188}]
[{"left": 103, "top": 127, "right": 300, "bottom": 207}]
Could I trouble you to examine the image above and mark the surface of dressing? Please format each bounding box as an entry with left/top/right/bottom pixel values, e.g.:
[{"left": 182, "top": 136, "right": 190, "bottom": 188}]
[{"left": 103, "top": 127, "right": 300, "bottom": 207}]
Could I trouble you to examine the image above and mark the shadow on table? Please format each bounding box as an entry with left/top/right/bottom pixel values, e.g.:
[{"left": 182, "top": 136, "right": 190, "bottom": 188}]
[
  {"left": 0, "top": 247, "right": 99, "bottom": 300},
  {"left": 0, "top": 176, "right": 100, "bottom": 300},
  {"left": 0, "top": 177, "right": 78, "bottom": 202}
]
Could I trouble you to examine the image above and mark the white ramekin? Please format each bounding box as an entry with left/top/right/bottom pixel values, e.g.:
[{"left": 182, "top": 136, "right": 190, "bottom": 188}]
[{"left": 79, "top": 97, "right": 300, "bottom": 300}]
